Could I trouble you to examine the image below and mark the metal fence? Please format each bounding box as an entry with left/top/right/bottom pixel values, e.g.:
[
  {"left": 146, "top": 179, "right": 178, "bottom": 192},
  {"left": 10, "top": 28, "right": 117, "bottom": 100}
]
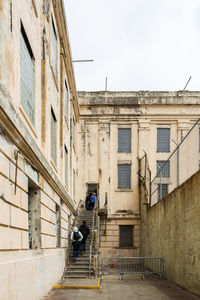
[
  {"left": 100, "top": 257, "right": 164, "bottom": 280},
  {"left": 138, "top": 152, "right": 151, "bottom": 204},
  {"left": 150, "top": 118, "right": 200, "bottom": 206}
]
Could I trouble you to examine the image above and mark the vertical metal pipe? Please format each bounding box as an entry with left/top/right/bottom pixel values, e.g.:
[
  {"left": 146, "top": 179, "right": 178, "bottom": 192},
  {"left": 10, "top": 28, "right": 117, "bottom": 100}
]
[{"left": 97, "top": 216, "right": 100, "bottom": 277}]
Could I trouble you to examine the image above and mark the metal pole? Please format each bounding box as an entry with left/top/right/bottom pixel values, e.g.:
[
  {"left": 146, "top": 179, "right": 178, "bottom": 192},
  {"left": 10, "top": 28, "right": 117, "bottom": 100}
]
[
  {"left": 172, "top": 139, "right": 179, "bottom": 186},
  {"left": 97, "top": 216, "right": 100, "bottom": 277},
  {"left": 183, "top": 76, "right": 192, "bottom": 91},
  {"left": 72, "top": 59, "right": 94, "bottom": 63},
  {"left": 105, "top": 77, "right": 108, "bottom": 91}
]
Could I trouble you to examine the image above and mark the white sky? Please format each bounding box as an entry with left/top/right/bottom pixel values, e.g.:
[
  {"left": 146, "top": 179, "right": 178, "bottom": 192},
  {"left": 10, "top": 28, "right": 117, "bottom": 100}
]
[{"left": 64, "top": 0, "right": 200, "bottom": 91}]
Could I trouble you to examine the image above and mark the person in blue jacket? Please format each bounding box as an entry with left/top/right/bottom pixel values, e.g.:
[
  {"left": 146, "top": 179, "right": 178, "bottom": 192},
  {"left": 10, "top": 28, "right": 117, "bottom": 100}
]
[{"left": 90, "top": 193, "right": 97, "bottom": 210}]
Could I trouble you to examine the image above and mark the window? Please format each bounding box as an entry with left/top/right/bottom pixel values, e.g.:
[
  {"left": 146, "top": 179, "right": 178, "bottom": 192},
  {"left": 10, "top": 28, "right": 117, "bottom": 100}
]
[
  {"left": 157, "top": 184, "right": 168, "bottom": 200},
  {"left": 56, "top": 204, "right": 61, "bottom": 248},
  {"left": 28, "top": 185, "right": 41, "bottom": 249},
  {"left": 51, "top": 108, "right": 57, "bottom": 165},
  {"left": 157, "top": 128, "right": 170, "bottom": 152},
  {"left": 64, "top": 146, "right": 68, "bottom": 185},
  {"left": 157, "top": 161, "right": 170, "bottom": 178},
  {"left": 119, "top": 225, "right": 133, "bottom": 248},
  {"left": 118, "top": 164, "right": 131, "bottom": 189},
  {"left": 118, "top": 128, "right": 131, "bottom": 152},
  {"left": 51, "top": 19, "right": 57, "bottom": 78},
  {"left": 64, "top": 81, "right": 68, "bottom": 120},
  {"left": 21, "top": 24, "right": 34, "bottom": 124}
]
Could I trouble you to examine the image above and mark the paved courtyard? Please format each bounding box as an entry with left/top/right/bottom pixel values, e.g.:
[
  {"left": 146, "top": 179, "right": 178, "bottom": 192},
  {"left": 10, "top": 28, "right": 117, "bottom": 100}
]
[{"left": 43, "top": 275, "right": 200, "bottom": 300}]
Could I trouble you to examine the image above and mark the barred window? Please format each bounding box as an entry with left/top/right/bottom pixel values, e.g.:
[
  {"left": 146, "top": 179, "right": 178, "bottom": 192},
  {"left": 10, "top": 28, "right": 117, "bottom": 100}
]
[
  {"left": 157, "top": 161, "right": 170, "bottom": 178},
  {"left": 118, "top": 164, "right": 131, "bottom": 189},
  {"left": 157, "top": 184, "right": 168, "bottom": 200},
  {"left": 119, "top": 225, "right": 133, "bottom": 248},
  {"left": 118, "top": 128, "right": 131, "bottom": 152},
  {"left": 157, "top": 128, "right": 170, "bottom": 152},
  {"left": 64, "top": 81, "right": 68, "bottom": 120},
  {"left": 64, "top": 146, "right": 68, "bottom": 185},
  {"left": 51, "top": 108, "right": 57, "bottom": 165},
  {"left": 21, "top": 25, "right": 34, "bottom": 124},
  {"left": 51, "top": 20, "right": 57, "bottom": 78}
]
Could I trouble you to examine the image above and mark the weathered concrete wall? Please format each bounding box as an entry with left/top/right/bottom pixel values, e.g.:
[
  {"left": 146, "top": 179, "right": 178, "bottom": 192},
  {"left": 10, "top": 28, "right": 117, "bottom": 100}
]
[
  {"left": 100, "top": 218, "right": 140, "bottom": 258},
  {"left": 0, "top": 0, "right": 79, "bottom": 298},
  {"left": 140, "top": 171, "right": 200, "bottom": 296},
  {"left": 0, "top": 249, "right": 65, "bottom": 300}
]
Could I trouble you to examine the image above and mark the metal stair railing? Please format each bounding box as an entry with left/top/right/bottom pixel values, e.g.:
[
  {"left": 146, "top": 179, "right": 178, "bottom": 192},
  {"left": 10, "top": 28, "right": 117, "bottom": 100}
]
[
  {"left": 63, "top": 199, "right": 84, "bottom": 278},
  {"left": 89, "top": 200, "right": 97, "bottom": 276}
]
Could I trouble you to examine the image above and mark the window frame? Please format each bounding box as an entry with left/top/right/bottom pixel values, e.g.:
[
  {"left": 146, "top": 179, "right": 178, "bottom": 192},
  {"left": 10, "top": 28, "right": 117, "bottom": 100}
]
[
  {"left": 156, "top": 160, "right": 170, "bottom": 178},
  {"left": 157, "top": 128, "right": 170, "bottom": 153},
  {"left": 157, "top": 183, "right": 169, "bottom": 201},
  {"left": 119, "top": 225, "right": 133, "bottom": 248},
  {"left": 118, "top": 128, "right": 131, "bottom": 153},
  {"left": 51, "top": 18, "right": 57, "bottom": 79},
  {"left": 20, "top": 23, "right": 35, "bottom": 125},
  {"left": 118, "top": 163, "right": 131, "bottom": 189},
  {"left": 64, "top": 145, "right": 68, "bottom": 186},
  {"left": 64, "top": 81, "right": 69, "bottom": 121},
  {"left": 51, "top": 108, "right": 57, "bottom": 166}
]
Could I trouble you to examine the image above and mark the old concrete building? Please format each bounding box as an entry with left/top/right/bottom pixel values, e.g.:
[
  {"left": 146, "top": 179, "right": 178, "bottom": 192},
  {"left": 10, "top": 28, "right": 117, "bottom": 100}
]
[
  {"left": 0, "top": 0, "right": 79, "bottom": 299},
  {"left": 78, "top": 91, "right": 200, "bottom": 258},
  {"left": 1, "top": 0, "right": 200, "bottom": 299}
]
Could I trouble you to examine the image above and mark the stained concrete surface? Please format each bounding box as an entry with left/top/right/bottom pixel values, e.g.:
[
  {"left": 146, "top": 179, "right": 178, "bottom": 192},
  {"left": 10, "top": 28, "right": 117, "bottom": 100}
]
[{"left": 43, "top": 275, "right": 200, "bottom": 300}]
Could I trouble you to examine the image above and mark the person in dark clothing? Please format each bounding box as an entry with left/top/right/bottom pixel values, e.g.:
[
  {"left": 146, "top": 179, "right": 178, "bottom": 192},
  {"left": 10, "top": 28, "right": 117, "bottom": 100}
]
[
  {"left": 85, "top": 193, "right": 91, "bottom": 210},
  {"left": 79, "top": 221, "right": 90, "bottom": 253},
  {"left": 71, "top": 227, "right": 83, "bottom": 262}
]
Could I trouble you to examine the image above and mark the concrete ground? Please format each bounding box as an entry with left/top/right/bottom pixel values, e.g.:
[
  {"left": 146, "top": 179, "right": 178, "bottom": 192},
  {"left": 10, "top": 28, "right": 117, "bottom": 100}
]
[{"left": 43, "top": 275, "right": 200, "bottom": 300}]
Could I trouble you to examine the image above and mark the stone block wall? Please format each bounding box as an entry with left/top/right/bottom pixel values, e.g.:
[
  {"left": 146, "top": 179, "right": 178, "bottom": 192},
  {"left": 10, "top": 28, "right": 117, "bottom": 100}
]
[
  {"left": 140, "top": 171, "right": 200, "bottom": 296},
  {"left": 100, "top": 218, "right": 140, "bottom": 258}
]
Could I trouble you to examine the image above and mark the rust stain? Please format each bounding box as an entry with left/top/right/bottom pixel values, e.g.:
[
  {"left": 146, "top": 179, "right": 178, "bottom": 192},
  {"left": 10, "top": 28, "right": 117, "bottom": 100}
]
[{"left": 5, "top": 42, "right": 13, "bottom": 73}]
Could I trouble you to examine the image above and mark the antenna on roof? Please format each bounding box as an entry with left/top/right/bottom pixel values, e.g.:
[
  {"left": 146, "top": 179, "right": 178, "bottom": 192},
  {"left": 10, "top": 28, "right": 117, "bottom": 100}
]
[
  {"left": 72, "top": 59, "right": 94, "bottom": 63},
  {"left": 183, "top": 76, "right": 192, "bottom": 91},
  {"left": 105, "top": 77, "right": 108, "bottom": 91}
]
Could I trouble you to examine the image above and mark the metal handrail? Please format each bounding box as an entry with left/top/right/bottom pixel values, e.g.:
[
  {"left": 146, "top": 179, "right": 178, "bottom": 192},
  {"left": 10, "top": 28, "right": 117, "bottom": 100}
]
[{"left": 89, "top": 201, "right": 97, "bottom": 276}]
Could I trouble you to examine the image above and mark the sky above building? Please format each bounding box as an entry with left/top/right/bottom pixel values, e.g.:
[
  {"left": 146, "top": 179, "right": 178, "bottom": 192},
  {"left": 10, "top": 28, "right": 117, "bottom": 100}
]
[{"left": 64, "top": 0, "right": 200, "bottom": 92}]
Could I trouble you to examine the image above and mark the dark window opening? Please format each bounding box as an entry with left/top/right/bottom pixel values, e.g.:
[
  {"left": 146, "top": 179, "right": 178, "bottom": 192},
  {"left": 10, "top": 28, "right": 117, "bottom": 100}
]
[{"left": 119, "top": 225, "right": 133, "bottom": 248}]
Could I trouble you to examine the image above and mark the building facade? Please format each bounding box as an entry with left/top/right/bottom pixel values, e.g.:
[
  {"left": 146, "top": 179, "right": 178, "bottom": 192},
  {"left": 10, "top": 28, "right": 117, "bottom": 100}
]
[
  {"left": 0, "top": 1, "right": 79, "bottom": 299},
  {"left": 78, "top": 91, "right": 200, "bottom": 258}
]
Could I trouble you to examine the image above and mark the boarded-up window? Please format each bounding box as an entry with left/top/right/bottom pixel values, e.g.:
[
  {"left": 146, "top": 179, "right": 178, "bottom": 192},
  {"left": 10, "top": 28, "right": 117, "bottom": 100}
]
[
  {"left": 119, "top": 225, "right": 133, "bottom": 248},
  {"left": 51, "top": 108, "right": 57, "bottom": 165},
  {"left": 51, "top": 20, "right": 57, "bottom": 78},
  {"left": 157, "top": 128, "right": 170, "bottom": 152},
  {"left": 21, "top": 24, "right": 34, "bottom": 124},
  {"left": 64, "top": 81, "right": 68, "bottom": 120},
  {"left": 118, "top": 128, "right": 131, "bottom": 152},
  {"left": 157, "top": 161, "right": 170, "bottom": 178},
  {"left": 157, "top": 184, "right": 168, "bottom": 200},
  {"left": 118, "top": 164, "right": 131, "bottom": 189},
  {"left": 64, "top": 146, "right": 68, "bottom": 185}
]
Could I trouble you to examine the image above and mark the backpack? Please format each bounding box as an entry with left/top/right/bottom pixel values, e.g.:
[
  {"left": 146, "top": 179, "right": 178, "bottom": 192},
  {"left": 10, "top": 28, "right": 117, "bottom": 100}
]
[
  {"left": 90, "top": 195, "right": 96, "bottom": 204},
  {"left": 79, "top": 225, "right": 90, "bottom": 237},
  {"left": 73, "top": 231, "right": 80, "bottom": 240}
]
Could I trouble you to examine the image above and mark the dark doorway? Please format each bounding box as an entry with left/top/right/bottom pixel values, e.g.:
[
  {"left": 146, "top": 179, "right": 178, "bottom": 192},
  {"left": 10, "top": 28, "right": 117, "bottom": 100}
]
[{"left": 87, "top": 183, "right": 98, "bottom": 195}]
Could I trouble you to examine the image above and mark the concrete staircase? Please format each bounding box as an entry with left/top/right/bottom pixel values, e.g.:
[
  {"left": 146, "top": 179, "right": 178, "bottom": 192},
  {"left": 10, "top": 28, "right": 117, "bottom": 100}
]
[{"left": 64, "top": 210, "right": 95, "bottom": 278}]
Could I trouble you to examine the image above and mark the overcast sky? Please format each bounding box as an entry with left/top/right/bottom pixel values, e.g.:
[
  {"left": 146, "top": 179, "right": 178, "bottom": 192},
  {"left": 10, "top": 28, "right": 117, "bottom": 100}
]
[{"left": 64, "top": 0, "right": 200, "bottom": 92}]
